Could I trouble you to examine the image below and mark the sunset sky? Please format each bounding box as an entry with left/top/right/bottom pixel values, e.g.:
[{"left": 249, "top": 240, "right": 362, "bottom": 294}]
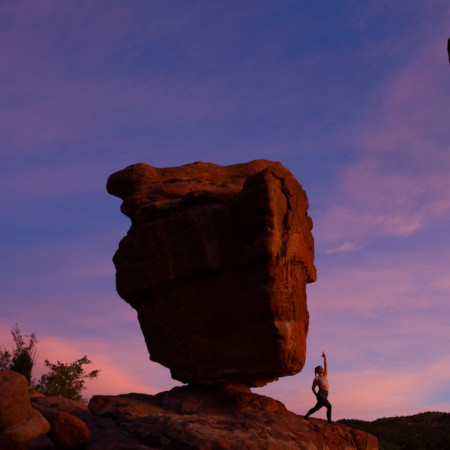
[{"left": 1, "top": 1, "right": 449, "bottom": 421}]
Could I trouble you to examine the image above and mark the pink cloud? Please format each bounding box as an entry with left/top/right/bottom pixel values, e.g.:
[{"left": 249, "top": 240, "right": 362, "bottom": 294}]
[
  {"left": 253, "top": 357, "right": 450, "bottom": 421},
  {"left": 3, "top": 294, "right": 449, "bottom": 421},
  {"left": 315, "top": 156, "right": 450, "bottom": 254},
  {"left": 0, "top": 320, "right": 179, "bottom": 400},
  {"left": 324, "top": 358, "right": 450, "bottom": 420},
  {"left": 316, "top": 162, "right": 450, "bottom": 250},
  {"left": 316, "top": 204, "right": 424, "bottom": 249},
  {"left": 429, "top": 275, "right": 450, "bottom": 292},
  {"left": 325, "top": 241, "right": 361, "bottom": 255},
  {"left": 254, "top": 336, "right": 450, "bottom": 421},
  {"left": 33, "top": 334, "right": 180, "bottom": 399}
]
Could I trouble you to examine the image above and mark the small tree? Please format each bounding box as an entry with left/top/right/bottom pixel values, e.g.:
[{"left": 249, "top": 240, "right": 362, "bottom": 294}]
[
  {"left": 0, "top": 324, "right": 38, "bottom": 383},
  {"left": 2, "top": 324, "right": 100, "bottom": 402},
  {"left": 35, "top": 355, "right": 100, "bottom": 403}
]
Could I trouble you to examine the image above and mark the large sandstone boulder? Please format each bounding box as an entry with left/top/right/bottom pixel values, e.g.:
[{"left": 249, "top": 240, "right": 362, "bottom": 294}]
[
  {"left": 0, "top": 370, "right": 50, "bottom": 450},
  {"left": 107, "top": 160, "right": 316, "bottom": 387}
]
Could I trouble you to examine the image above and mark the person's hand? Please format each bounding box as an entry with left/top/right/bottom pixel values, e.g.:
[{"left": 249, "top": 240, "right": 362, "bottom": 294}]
[{"left": 321, "top": 351, "right": 326, "bottom": 358}]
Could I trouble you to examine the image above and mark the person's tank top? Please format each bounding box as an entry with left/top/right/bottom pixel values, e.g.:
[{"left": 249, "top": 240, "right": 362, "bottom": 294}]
[{"left": 317, "top": 376, "right": 329, "bottom": 390}]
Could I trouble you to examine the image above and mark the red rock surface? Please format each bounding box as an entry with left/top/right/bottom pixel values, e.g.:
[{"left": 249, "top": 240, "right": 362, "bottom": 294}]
[
  {"left": 44, "top": 410, "right": 90, "bottom": 450},
  {"left": 31, "top": 397, "right": 91, "bottom": 450},
  {"left": 88, "top": 385, "right": 378, "bottom": 450},
  {"left": 0, "top": 370, "right": 50, "bottom": 450},
  {"left": 107, "top": 160, "right": 316, "bottom": 387},
  {"left": 31, "top": 396, "right": 92, "bottom": 424},
  {"left": 24, "top": 384, "right": 378, "bottom": 449}
]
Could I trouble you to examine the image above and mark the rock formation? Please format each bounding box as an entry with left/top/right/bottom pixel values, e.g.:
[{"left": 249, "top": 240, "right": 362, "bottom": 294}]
[
  {"left": 102, "top": 160, "right": 377, "bottom": 448},
  {"left": 87, "top": 385, "right": 378, "bottom": 450},
  {"left": 107, "top": 160, "right": 316, "bottom": 387},
  {"left": 0, "top": 370, "right": 50, "bottom": 450},
  {"left": 0, "top": 160, "right": 378, "bottom": 449},
  {"left": 26, "top": 385, "right": 377, "bottom": 449}
]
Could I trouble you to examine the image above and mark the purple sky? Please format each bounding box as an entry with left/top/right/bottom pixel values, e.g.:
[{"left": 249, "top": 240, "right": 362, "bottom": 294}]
[{"left": 1, "top": 1, "right": 449, "bottom": 420}]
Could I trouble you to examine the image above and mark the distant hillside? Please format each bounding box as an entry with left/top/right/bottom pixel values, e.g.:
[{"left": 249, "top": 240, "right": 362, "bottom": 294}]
[{"left": 339, "top": 412, "right": 450, "bottom": 450}]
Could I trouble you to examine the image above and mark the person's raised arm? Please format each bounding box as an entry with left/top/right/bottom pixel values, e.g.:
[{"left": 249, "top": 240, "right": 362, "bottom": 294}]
[{"left": 322, "top": 351, "right": 328, "bottom": 376}]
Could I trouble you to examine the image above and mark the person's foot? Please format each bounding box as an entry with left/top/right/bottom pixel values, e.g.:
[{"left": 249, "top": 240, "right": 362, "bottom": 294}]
[
  {"left": 328, "top": 421, "right": 333, "bottom": 424},
  {"left": 304, "top": 416, "right": 309, "bottom": 420}
]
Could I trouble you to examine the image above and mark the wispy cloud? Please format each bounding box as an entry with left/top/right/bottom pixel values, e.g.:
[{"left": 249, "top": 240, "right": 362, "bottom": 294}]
[
  {"left": 315, "top": 30, "right": 450, "bottom": 253},
  {"left": 254, "top": 353, "right": 450, "bottom": 421},
  {"left": 33, "top": 334, "right": 179, "bottom": 398},
  {"left": 429, "top": 275, "right": 450, "bottom": 292},
  {"left": 255, "top": 313, "right": 450, "bottom": 420},
  {"left": 325, "top": 241, "right": 361, "bottom": 255},
  {"left": 326, "top": 356, "right": 450, "bottom": 420}
]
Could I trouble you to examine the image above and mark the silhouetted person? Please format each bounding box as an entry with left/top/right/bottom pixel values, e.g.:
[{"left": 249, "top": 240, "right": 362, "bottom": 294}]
[
  {"left": 304, "top": 351, "right": 332, "bottom": 424},
  {"left": 448, "top": 38, "right": 450, "bottom": 63}
]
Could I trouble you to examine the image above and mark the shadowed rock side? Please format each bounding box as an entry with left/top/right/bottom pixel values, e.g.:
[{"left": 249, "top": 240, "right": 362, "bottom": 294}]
[{"left": 107, "top": 160, "right": 317, "bottom": 387}]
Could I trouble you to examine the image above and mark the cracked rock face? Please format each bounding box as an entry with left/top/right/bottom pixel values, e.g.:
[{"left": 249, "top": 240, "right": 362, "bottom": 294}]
[{"left": 107, "top": 160, "right": 316, "bottom": 387}]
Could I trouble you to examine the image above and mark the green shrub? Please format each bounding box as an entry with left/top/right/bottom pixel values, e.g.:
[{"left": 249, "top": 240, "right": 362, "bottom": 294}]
[
  {"left": 1, "top": 324, "right": 100, "bottom": 403},
  {"left": 34, "top": 355, "right": 100, "bottom": 403}
]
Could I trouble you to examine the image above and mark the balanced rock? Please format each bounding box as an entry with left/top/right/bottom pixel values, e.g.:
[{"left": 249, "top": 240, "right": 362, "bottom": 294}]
[
  {"left": 0, "top": 370, "right": 50, "bottom": 450},
  {"left": 107, "top": 160, "right": 316, "bottom": 387}
]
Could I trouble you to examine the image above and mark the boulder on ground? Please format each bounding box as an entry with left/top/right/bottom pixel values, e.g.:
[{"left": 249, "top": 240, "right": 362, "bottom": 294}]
[
  {"left": 0, "top": 370, "right": 50, "bottom": 450},
  {"left": 32, "top": 396, "right": 91, "bottom": 423},
  {"left": 31, "top": 396, "right": 91, "bottom": 449},
  {"left": 107, "top": 160, "right": 316, "bottom": 387},
  {"left": 44, "top": 410, "right": 90, "bottom": 450}
]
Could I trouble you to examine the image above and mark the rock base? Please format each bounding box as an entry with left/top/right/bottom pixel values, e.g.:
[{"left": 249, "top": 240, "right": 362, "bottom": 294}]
[{"left": 87, "top": 385, "right": 378, "bottom": 450}]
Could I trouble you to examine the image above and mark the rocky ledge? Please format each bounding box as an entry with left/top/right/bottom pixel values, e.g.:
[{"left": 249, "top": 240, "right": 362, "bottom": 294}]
[
  {"left": 29, "top": 384, "right": 376, "bottom": 449},
  {"left": 1, "top": 370, "right": 377, "bottom": 449},
  {"left": 86, "top": 385, "right": 378, "bottom": 449}
]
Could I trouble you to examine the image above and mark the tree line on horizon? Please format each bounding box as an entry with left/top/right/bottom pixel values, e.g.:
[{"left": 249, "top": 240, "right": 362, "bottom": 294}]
[
  {"left": 0, "top": 324, "right": 99, "bottom": 403},
  {"left": 339, "top": 412, "right": 450, "bottom": 450}
]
